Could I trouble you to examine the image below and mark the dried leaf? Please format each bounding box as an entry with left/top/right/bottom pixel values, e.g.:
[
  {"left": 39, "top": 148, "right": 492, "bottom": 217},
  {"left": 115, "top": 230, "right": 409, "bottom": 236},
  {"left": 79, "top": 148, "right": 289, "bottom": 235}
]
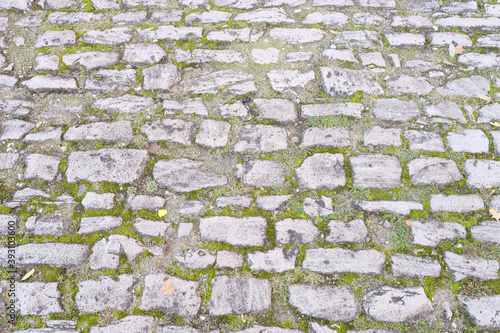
[
  {"left": 455, "top": 44, "right": 464, "bottom": 55},
  {"left": 149, "top": 145, "right": 160, "bottom": 154},
  {"left": 490, "top": 209, "right": 500, "bottom": 221},
  {"left": 35, "top": 121, "right": 43, "bottom": 129},
  {"left": 490, "top": 189, "right": 497, "bottom": 197},
  {"left": 241, "top": 314, "right": 250, "bottom": 322},
  {"left": 158, "top": 209, "right": 168, "bottom": 217},
  {"left": 161, "top": 280, "right": 175, "bottom": 296},
  {"left": 491, "top": 121, "right": 500, "bottom": 127},
  {"left": 405, "top": 219, "right": 412, "bottom": 227},
  {"left": 22, "top": 269, "right": 35, "bottom": 281},
  {"left": 478, "top": 94, "right": 492, "bottom": 102},
  {"left": 448, "top": 43, "right": 456, "bottom": 57},
  {"left": 328, "top": 30, "right": 339, "bottom": 34}
]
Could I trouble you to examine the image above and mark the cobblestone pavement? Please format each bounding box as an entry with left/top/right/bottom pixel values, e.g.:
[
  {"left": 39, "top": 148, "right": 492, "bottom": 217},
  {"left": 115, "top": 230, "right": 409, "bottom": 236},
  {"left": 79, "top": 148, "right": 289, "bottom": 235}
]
[{"left": 2, "top": 0, "right": 500, "bottom": 332}]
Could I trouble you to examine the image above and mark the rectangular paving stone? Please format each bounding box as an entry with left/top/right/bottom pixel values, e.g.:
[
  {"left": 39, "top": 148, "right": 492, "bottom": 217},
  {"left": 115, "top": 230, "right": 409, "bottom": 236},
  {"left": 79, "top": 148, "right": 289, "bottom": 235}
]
[
  {"left": 63, "top": 51, "right": 120, "bottom": 70},
  {"left": 25, "top": 214, "right": 70, "bottom": 236},
  {"left": 445, "top": 251, "right": 499, "bottom": 281},
  {"left": 385, "top": 32, "right": 425, "bottom": 47},
  {"left": 459, "top": 295, "right": 500, "bottom": 329},
  {"left": 140, "top": 119, "right": 195, "bottom": 145},
  {"left": 90, "top": 316, "right": 154, "bottom": 333},
  {"left": 411, "top": 219, "right": 466, "bottom": 247},
  {"left": 372, "top": 98, "right": 420, "bottom": 121},
  {"left": 137, "top": 26, "right": 203, "bottom": 41},
  {"left": 446, "top": 130, "right": 489, "bottom": 153},
  {"left": 303, "top": 248, "right": 386, "bottom": 274},
  {"left": 334, "top": 30, "right": 380, "bottom": 48},
  {"left": 477, "top": 34, "right": 500, "bottom": 48},
  {"left": 391, "top": 253, "right": 441, "bottom": 278},
  {"left": 199, "top": 216, "right": 267, "bottom": 247},
  {"left": 428, "top": 32, "right": 473, "bottom": 47},
  {"left": 405, "top": 130, "right": 445, "bottom": 152},
  {"left": 64, "top": 121, "right": 133, "bottom": 142},
  {"left": 79, "top": 28, "right": 132, "bottom": 45},
  {"left": 0, "top": 214, "right": 16, "bottom": 236},
  {"left": 325, "top": 219, "right": 368, "bottom": 244},
  {"left": 350, "top": 154, "right": 402, "bottom": 189},
  {"left": 1, "top": 282, "right": 63, "bottom": 316},
  {"left": 34, "top": 30, "right": 76, "bottom": 48},
  {"left": 320, "top": 67, "right": 383, "bottom": 97},
  {"left": 0, "top": 153, "right": 19, "bottom": 170},
  {"left": 275, "top": 218, "right": 320, "bottom": 244},
  {"left": 470, "top": 221, "right": 500, "bottom": 245},
  {"left": 408, "top": 156, "right": 463, "bottom": 186},
  {"left": 436, "top": 17, "right": 500, "bottom": 30},
  {"left": 430, "top": 194, "right": 484, "bottom": 213},
  {"left": 76, "top": 275, "right": 135, "bottom": 312},
  {"left": 363, "top": 126, "right": 402, "bottom": 147},
  {"left": 355, "top": 200, "right": 423, "bottom": 215},
  {"left": 78, "top": 216, "right": 123, "bottom": 234},
  {"left": 21, "top": 75, "right": 77, "bottom": 92},
  {"left": 465, "top": 160, "right": 500, "bottom": 188},
  {"left": 246, "top": 247, "right": 298, "bottom": 273},
  {"left": 301, "top": 102, "right": 363, "bottom": 118},
  {"left": 0, "top": 243, "right": 89, "bottom": 268}
]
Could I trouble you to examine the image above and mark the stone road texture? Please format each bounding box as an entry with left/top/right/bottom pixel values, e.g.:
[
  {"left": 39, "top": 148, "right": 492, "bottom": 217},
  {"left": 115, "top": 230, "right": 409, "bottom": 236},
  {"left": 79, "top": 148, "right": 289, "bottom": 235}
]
[{"left": 2, "top": 0, "right": 500, "bottom": 332}]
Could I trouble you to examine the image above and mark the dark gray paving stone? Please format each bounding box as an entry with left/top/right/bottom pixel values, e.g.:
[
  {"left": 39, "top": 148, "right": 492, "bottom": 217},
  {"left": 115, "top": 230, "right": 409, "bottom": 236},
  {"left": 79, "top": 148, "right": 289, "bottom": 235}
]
[
  {"left": 303, "top": 248, "right": 386, "bottom": 274},
  {"left": 133, "top": 218, "right": 170, "bottom": 237},
  {"left": 405, "top": 130, "right": 445, "bottom": 152},
  {"left": 275, "top": 218, "right": 320, "bottom": 244},
  {"left": 391, "top": 253, "right": 441, "bottom": 278},
  {"left": 82, "top": 192, "right": 114, "bottom": 210},
  {"left": 459, "top": 295, "right": 500, "bottom": 329},
  {"left": 175, "top": 249, "right": 216, "bottom": 269},
  {"left": 407, "top": 156, "right": 463, "bottom": 186},
  {"left": 235, "top": 125, "right": 288, "bottom": 153},
  {"left": 141, "top": 119, "right": 195, "bottom": 146},
  {"left": 143, "top": 64, "right": 181, "bottom": 91},
  {"left": 0, "top": 243, "right": 88, "bottom": 268},
  {"left": 363, "top": 126, "right": 401, "bottom": 147},
  {"left": 410, "top": 219, "right": 466, "bottom": 247},
  {"left": 362, "top": 286, "right": 433, "bottom": 322},
  {"left": 196, "top": 119, "right": 231, "bottom": 148},
  {"left": 76, "top": 275, "right": 135, "bottom": 313},
  {"left": 246, "top": 246, "right": 298, "bottom": 272},
  {"left": 465, "top": 159, "right": 500, "bottom": 188},
  {"left": 350, "top": 154, "right": 402, "bottom": 189},
  {"left": 294, "top": 153, "right": 346, "bottom": 191},
  {"left": 355, "top": 200, "right": 423, "bottom": 215},
  {"left": 235, "top": 160, "right": 286, "bottom": 187},
  {"left": 446, "top": 130, "right": 489, "bottom": 153},
  {"left": 303, "top": 196, "right": 333, "bottom": 218},
  {"left": 64, "top": 121, "right": 133, "bottom": 142},
  {"left": 63, "top": 52, "right": 120, "bottom": 70},
  {"left": 199, "top": 216, "right": 267, "bottom": 247},
  {"left": 34, "top": 30, "right": 76, "bottom": 48},
  {"left": 320, "top": 67, "right": 383, "bottom": 97},
  {"left": 326, "top": 219, "right": 368, "bottom": 244},
  {"left": 89, "top": 315, "right": 154, "bottom": 333},
  {"left": 23, "top": 154, "right": 60, "bottom": 181},
  {"left": 25, "top": 214, "right": 70, "bottom": 236},
  {"left": 127, "top": 195, "right": 165, "bottom": 211},
  {"left": 78, "top": 216, "right": 122, "bottom": 234},
  {"left": 438, "top": 76, "right": 490, "bottom": 97},
  {"left": 444, "top": 251, "right": 499, "bottom": 282},
  {"left": 430, "top": 194, "right": 484, "bottom": 213},
  {"left": 301, "top": 103, "right": 363, "bottom": 118},
  {"left": 288, "top": 284, "right": 358, "bottom": 322},
  {"left": 300, "top": 127, "right": 350, "bottom": 148},
  {"left": 216, "top": 251, "right": 244, "bottom": 268},
  {"left": 470, "top": 221, "right": 500, "bottom": 244},
  {"left": 371, "top": 99, "right": 420, "bottom": 122},
  {"left": 209, "top": 276, "right": 271, "bottom": 315}
]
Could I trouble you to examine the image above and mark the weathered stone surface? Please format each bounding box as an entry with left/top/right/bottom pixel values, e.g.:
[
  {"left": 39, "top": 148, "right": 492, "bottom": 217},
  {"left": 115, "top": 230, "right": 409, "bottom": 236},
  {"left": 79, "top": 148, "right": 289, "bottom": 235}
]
[
  {"left": 253, "top": 98, "right": 297, "bottom": 122},
  {"left": 127, "top": 195, "right": 165, "bottom": 211},
  {"left": 386, "top": 75, "right": 433, "bottom": 96},
  {"left": 246, "top": 247, "right": 298, "bottom": 272},
  {"left": 34, "top": 30, "right": 76, "bottom": 48},
  {"left": 303, "top": 196, "right": 333, "bottom": 218},
  {"left": 163, "top": 99, "right": 208, "bottom": 116},
  {"left": 471, "top": 221, "right": 500, "bottom": 244},
  {"left": 76, "top": 275, "right": 135, "bottom": 312},
  {"left": 235, "top": 160, "right": 286, "bottom": 187},
  {"left": 82, "top": 192, "right": 115, "bottom": 210},
  {"left": 410, "top": 219, "right": 466, "bottom": 247},
  {"left": 301, "top": 127, "right": 350, "bottom": 148},
  {"left": 1, "top": 120, "right": 33, "bottom": 140},
  {"left": 385, "top": 32, "right": 425, "bottom": 47},
  {"left": 22, "top": 75, "right": 77, "bottom": 92},
  {"left": 139, "top": 274, "right": 201, "bottom": 318},
  {"left": 85, "top": 69, "right": 136, "bottom": 92},
  {"left": 209, "top": 276, "right": 271, "bottom": 315},
  {"left": 34, "top": 53, "right": 59, "bottom": 71},
  {"left": 175, "top": 49, "right": 244, "bottom": 64},
  {"left": 322, "top": 49, "right": 357, "bottom": 63},
  {"left": 133, "top": 218, "right": 170, "bottom": 237},
  {"left": 391, "top": 254, "right": 441, "bottom": 278},
  {"left": 143, "top": 64, "right": 181, "bottom": 91},
  {"left": 123, "top": 43, "right": 167, "bottom": 66},
  {"left": 0, "top": 75, "right": 17, "bottom": 91},
  {"left": 362, "top": 286, "right": 433, "bottom": 322},
  {"left": 112, "top": 11, "right": 147, "bottom": 25},
  {"left": 405, "top": 130, "right": 445, "bottom": 152},
  {"left": 430, "top": 194, "right": 484, "bottom": 213},
  {"left": 67, "top": 149, "right": 148, "bottom": 183},
  {"left": 235, "top": 125, "right": 288, "bottom": 153},
  {"left": 404, "top": 60, "right": 442, "bottom": 72},
  {"left": 199, "top": 216, "right": 267, "bottom": 247},
  {"left": 267, "top": 69, "right": 315, "bottom": 92},
  {"left": 48, "top": 12, "right": 103, "bottom": 25},
  {"left": 352, "top": 12, "right": 386, "bottom": 25},
  {"left": 235, "top": 8, "right": 294, "bottom": 24},
  {"left": 206, "top": 28, "right": 264, "bottom": 42},
  {"left": 289, "top": 284, "right": 358, "bottom": 322},
  {"left": 446, "top": 130, "right": 489, "bottom": 153},
  {"left": 445, "top": 251, "right": 499, "bottom": 282},
  {"left": 215, "top": 195, "right": 252, "bottom": 208},
  {"left": 303, "top": 248, "right": 386, "bottom": 274},
  {"left": 89, "top": 235, "right": 148, "bottom": 270},
  {"left": 12, "top": 188, "right": 50, "bottom": 201},
  {"left": 93, "top": 95, "right": 154, "bottom": 114},
  {"left": 407, "top": 157, "right": 463, "bottom": 186},
  {"left": 25, "top": 214, "right": 70, "bottom": 236},
  {"left": 137, "top": 26, "right": 204, "bottom": 41},
  {"left": 301, "top": 103, "right": 363, "bottom": 118},
  {"left": 1, "top": 0, "right": 33, "bottom": 10},
  {"left": 80, "top": 28, "right": 132, "bottom": 45},
  {"left": 438, "top": 76, "right": 490, "bottom": 97},
  {"left": 251, "top": 47, "right": 279, "bottom": 64},
  {"left": 63, "top": 52, "right": 120, "bottom": 70},
  {"left": 457, "top": 53, "right": 500, "bottom": 70},
  {"left": 326, "top": 219, "right": 368, "bottom": 244},
  {"left": 175, "top": 249, "right": 216, "bottom": 269},
  {"left": 436, "top": 17, "right": 500, "bottom": 30},
  {"left": 216, "top": 251, "right": 244, "bottom": 268},
  {"left": 320, "top": 67, "right": 383, "bottom": 97},
  {"left": 364, "top": 126, "right": 401, "bottom": 147},
  {"left": 78, "top": 216, "right": 122, "bottom": 234},
  {"left": 124, "top": 0, "right": 171, "bottom": 7},
  {"left": 185, "top": 11, "right": 232, "bottom": 24},
  {"left": 269, "top": 28, "right": 325, "bottom": 44},
  {"left": 0, "top": 153, "right": 18, "bottom": 170},
  {"left": 460, "top": 295, "right": 500, "bottom": 329},
  {"left": 154, "top": 159, "right": 227, "bottom": 192},
  {"left": 465, "top": 159, "right": 500, "bottom": 188},
  {"left": 179, "top": 200, "right": 205, "bottom": 215},
  {"left": 256, "top": 195, "right": 291, "bottom": 211},
  {"left": 24, "top": 154, "right": 60, "bottom": 181},
  {"left": 425, "top": 101, "right": 466, "bottom": 123},
  {"left": 64, "top": 121, "right": 133, "bottom": 142},
  {"left": 478, "top": 104, "right": 500, "bottom": 123},
  {"left": 359, "top": 52, "right": 385, "bottom": 67},
  {"left": 12, "top": 282, "right": 63, "bottom": 316},
  {"left": 429, "top": 32, "right": 473, "bottom": 47},
  {"left": 303, "top": 12, "right": 348, "bottom": 26},
  {"left": 0, "top": 243, "right": 88, "bottom": 268},
  {"left": 195, "top": 120, "right": 231, "bottom": 148},
  {"left": 275, "top": 218, "right": 320, "bottom": 244},
  {"left": 89, "top": 0, "right": 120, "bottom": 9},
  {"left": 334, "top": 30, "right": 379, "bottom": 48},
  {"left": 391, "top": 15, "right": 432, "bottom": 28},
  {"left": 187, "top": 70, "right": 253, "bottom": 94},
  {"left": 23, "top": 127, "right": 62, "bottom": 142},
  {"left": 477, "top": 34, "right": 500, "bottom": 48},
  {"left": 294, "top": 153, "right": 346, "bottom": 191},
  {"left": 214, "top": 0, "right": 258, "bottom": 8},
  {"left": 355, "top": 200, "right": 423, "bottom": 215},
  {"left": 141, "top": 119, "right": 195, "bottom": 145},
  {"left": 0, "top": 97, "right": 34, "bottom": 117},
  {"left": 89, "top": 316, "right": 154, "bottom": 333},
  {"left": 350, "top": 154, "right": 402, "bottom": 189}
]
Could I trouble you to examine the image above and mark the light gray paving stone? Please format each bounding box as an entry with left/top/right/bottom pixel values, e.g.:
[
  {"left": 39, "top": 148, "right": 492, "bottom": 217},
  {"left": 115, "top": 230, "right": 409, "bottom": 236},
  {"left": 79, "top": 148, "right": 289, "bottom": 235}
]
[
  {"left": 154, "top": 158, "right": 227, "bottom": 192},
  {"left": 143, "top": 64, "right": 181, "bottom": 91},
  {"left": 436, "top": 17, "right": 500, "bottom": 30},
  {"left": 206, "top": 28, "right": 264, "bottom": 42},
  {"left": 227, "top": 81, "right": 257, "bottom": 94},
  {"left": 89, "top": 235, "right": 146, "bottom": 270},
  {"left": 267, "top": 69, "right": 316, "bottom": 92},
  {"left": 82, "top": 192, "right": 115, "bottom": 210},
  {"left": 209, "top": 276, "right": 271, "bottom": 315},
  {"left": 321, "top": 49, "right": 357, "bottom": 63},
  {"left": 34, "top": 53, "right": 59, "bottom": 71},
  {"left": 275, "top": 218, "right": 320, "bottom": 244},
  {"left": 124, "top": 0, "right": 170, "bottom": 6},
  {"left": 139, "top": 274, "right": 200, "bottom": 318},
  {"left": 269, "top": 28, "right": 325, "bottom": 44},
  {"left": 334, "top": 30, "right": 380, "bottom": 48},
  {"left": 352, "top": 12, "right": 386, "bottom": 25},
  {"left": 364, "top": 126, "right": 401, "bottom": 146},
  {"left": 175, "top": 249, "right": 216, "bottom": 269},
  {"left": 354, "top": 200, "right": 423, "bottom": 215},
  {"left": 405, "top": 130, "right": 445, "bottom": 152},
  {"left": 199, "top": 216, "right": 267, "bottom": 247},
  {"left": 64, "top": 121, "right": 133, "bottom": 142},
  {"left": 404, "top": 60, "right": 442, "bottom": 72},
  {"left": 137, "top": 26, "right": 203, "bottom": 41},
  {"left": 313, "top": 0, "right": 353, "bottom": 5},
  {"left": 401, "top": 0, "right": 437, "bottom": 11},
  {"left": 246, "top": 246, "right": 298, "bottom": 272},
  {"left": 179, "top": 200, "right": 205, "bottom": 215},
  {"left": 0, "top": 17, "right": 6, "bottom": 31},
  {"left": 320, "top": 67, "right": 384, "bottom": 98},
  {"left": 303, "top": 248, "right": 386, "bottom": 274},
  {"left": 89, "top": 316, "right": 154, "bottom": 333},
  {"left": 0, "top": 243, "right": 89, "bottom": 268},
  {"left": 391, "top": 254, "right": 441, "bottom": 278},
  {"left": 133, "top": 218, "right": 170, "bottom": 237},
  {"left": 386, "top": 75, "right": 433, "bottom": 96},
  {"left": 478, "top": 104, "right": 500, "bottom": 123},
  {"left": 141, "top": 119, "right": 195, "bottom": 145},
  {"left": 187, "top": 70, "right": 253, "bottom": 94},
  {"left": 235, "top": 160, "right": 286, "bottom": 188},
  {"left": 471, "top": 221, "right": 500, "bottom": 244},
  {"left": 303, "top": 196, "right": 333, "bottom": 218},
  {"left": 407, "top": 157, "right": 463, "bottom": 186},
  {"left": 25, "top": 214, "right": 70, "bottom": 236},
  {"left": 76, "top": 275, "right": 135, "bottom": 313},
  {"left": 112, "top": 11, "right": 147, "bottom": 25},
  {"left": 477, "top": 34, "right": 500, "bottom": 48},
  {"left": 289, "top": 284, "right": 358, "bottom": 322},
  {"left": 235, "top": 125, "right": 288, "bottom": 153},
  {"left": 21, "top": 75, "right": 77, "bottom": 92},
  {"left": 303, "top": 12, "right": 349, "bottom": 26},
  {"left": 48, "top": 12, "right": 103, "bottom": 25},
  {"left": 301, "top": 103, "right": 363, "bottom": 118},
  {"left": 150, "top": 10, "right": 183, "bottom": 23},
  {"left": 438, "top": 76, "right": 490, "bottom": 97},
  {"left": 157, "top": 326, "right": 198, "bottom": 333},
  {"left": 445, "top": 251, "right": 499, "bottom": 281},
  {"left": 123, "top": 43, "right": 167, "bottom": 66},
  {"left": 362, "top": 286, "right": 433, "bottom": 322},
  {"left": 457, "top": 53, "right": 500, "bottom": 70},
  {"left": 14, "top": 282, "right": 63, "bottom": 316},
  {"left": 215, "top": 195, "right": 252, "bottom": 208},
  {"left": 46, "top": 320, "right": 77, "bottom": 329},
  {"left": 254, "top": 99, "right": 297, "bottom": 122},
  {"left": 163, "top": 99, "right": 208, "bottom": 117},
  {"left": 175, "top": 49, "right": 245, "bottom": 64},
  {"left": 459, "top": 295, "right": 500, "bottom": 329},
  {"left": 430, "top": 194, "right": 484, "bottom": 213},
  {"left": 67, "top": 149, "right": 148, "bottom": 183},
  {"left": 78, "top": 216, "right": 122, "bottom": 234},
  {"left": 14, "top": 16, "right": 41, "bottom": 28},
  {"left": 89, "top": 0, "right": 119, "bottom": 9},
  {"left": 63, "top": 52, "right": 120, "bottom": 70},
  {"left": 411, "top": 219, "right": 466, "bottom": 247},
  {"left": 309, "top": 322, "right": 337, "bottom": 333},
  {"left": 294, "top": 153, "right": 346, "bottom": 191},
  {"left": 446, "top": 130, "right": 489, "bottom": 153},
  {"left": 0, "top": 96, "right": 34, "bottom": 117},
  {"left": 85, "top": 69, "right": 136, "bottom": 92},
  {"left": 127, "top": 195, "right": 165, "bottom": 211},
  {"left": 34, "top": 30, "right": 76, "bottom": 48},
  {"left": 235, "top": 8, "right": 294, "bottom": 24},
  {"left": 238, "top": 327, "right": 303, "bottom": 333},
  {"left": 0, "top": 75, "right": 17, "bottom": 91},
  {"left": 256, "top": 195, "right": 291, "bottom": 211},
  {"left": 195, "top": 120, "right": 231, "bottom": 148},
  {"left": 425, "top": 101, "right": 466, "bottom": 123},
  {"left": 185, "top": 11, "right": 232, "bottom": 24},
  {"left": 390, "top": 15, "right": 432, "bottom": 28},
  {"left": 0, "top": 153, "right": 18, "bottom": 170},
  {"left": 465, "top": 159, "right": 500, "bottom": 188},
  {"left": 93, "top": 95, "right": 154, "bottom": 114},
  {"left": 216, "top": 251, "right": 244, "bottom": 268},
  {"left": 24, "top": 154, "right": 60, "bottom": 181},
  {"left": 350, "top": 154, "right": 402, "bottom": 189},
  {"left": 300, "top": 127, "right": 350, "bottom": 148},
  {"left": 359, "top": 0, "right": 395, "bottom": 7},
  {"left": 0, "top": 120, "right": 34, "bottom": 140},
  {"left": 486, "top": 4, "right": 500, "bottom": 16},
  {"left": 1, "top": 0, "right": 33, "bottom": 10},
  {"left": 359, "top": 52, "right": 385, "bottom": 67},
  {"left": 441, "top": 1, "right": 477, "bottom": 14},
  {"left": 80, "top": 28, "right": 133, "bottom": 45},
  {"left": 252, "top": 47, "right": 280, "bottom": 64},
  {"left": 12, "top": 188, "right": 50, "bottom": 201},
  {"left": 325, "top": 219, "right": 368, "bottom": 244},
  {"left": 265, "top": 0, "right": 305, "bottom": 6},
  {"left": 385, "top": 32, "right": 425, "bottom": 47},
  {"left": 428, "top": 32, "right": 473, "bottom": 47},
  {"left": 214, "top": 0, "right": 258, "bottom": 9}
]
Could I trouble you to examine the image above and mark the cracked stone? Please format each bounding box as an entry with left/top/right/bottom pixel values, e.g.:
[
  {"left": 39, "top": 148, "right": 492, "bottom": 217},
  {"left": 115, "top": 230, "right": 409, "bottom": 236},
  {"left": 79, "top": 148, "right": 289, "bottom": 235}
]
[
  {"left": 294, "top": 153, "right": 346, "bottom": 191},
  {"left": 410, "top": 219, "right": 466, "bottom": 247},
  {"left": 141, "top": 119, "right": 195, "bottom": 146},
  {"left": 445, "top": 251, "right": 499, "bottom": 282},
  {"left": 234, "top": 125, "right": 288, "bottom": 153},
  {"left": 235, "top": 160, "right": 286, "bottom": 187},
  {"left": 63, "top": 52, "right": 120, "bottom": 70},
  {"left": 143, "top": 64, "right": 181, "bottom": 91},
  {"left": 246, "top": 246, "right": 298, "bottom": 272},
  {"left": 320, "top": 67, "right": 384, "bottom": 97},
  {"left": 407, "top": 156, "right": 463, "bottom": 186},
  {"left": 275, "top": 218, "right": 320, "bottom": 244},
  {"left": 350, "top": 154, "right": 402, "bottom": 189},
  {"left": 175, "top": 249, "right": 216, "bottom": 269},
  {"left": 391, "top": 254, "right": 441, "bottom": 278}
]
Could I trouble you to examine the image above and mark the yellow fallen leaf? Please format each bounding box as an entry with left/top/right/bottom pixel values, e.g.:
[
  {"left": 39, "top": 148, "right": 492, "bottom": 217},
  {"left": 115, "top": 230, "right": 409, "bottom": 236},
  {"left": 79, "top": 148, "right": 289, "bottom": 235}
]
[
  {"left": 405, "top": 219, "right": 412, "bottom": 227},
  {"left": 35, "top": 121, "right": 43, "bottom": 129},
  {"left": 22, "top": 269, "right": 35, "bottom": 281},
  {"left": 490, "top": 209, "right": 500, "bottom": 221},
  {"left": 491, "top": 121, "right": 500, "bottom": 127},
  {"left": 76, "top": 113, "right": 81, "bottom": 118},
  {"left": 158, "top": 209, "right": 168, "bottom": 217},
  {"left": 218, "top": 85, "right": 225, "bottom": 90},
  {"left": 478, "top": 94, "right": 492, "bottom": 102},
  {"left": 241, "top": 314, "right": 250, "bottom": 322},
  {"left": 328, "top": 30, "right": 339, "bottom": 34},
  {"left": 161, "top": 280, "right": 175, "bottom": 296}
]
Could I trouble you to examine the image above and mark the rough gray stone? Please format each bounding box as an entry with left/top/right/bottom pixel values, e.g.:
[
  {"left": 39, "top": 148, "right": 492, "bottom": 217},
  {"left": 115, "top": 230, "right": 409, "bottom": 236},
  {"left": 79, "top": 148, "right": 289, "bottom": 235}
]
[
  {"left": 436, "top": 17, "right": 500, "bottom": 30},
  {"left": 410, "top": 219, "right": 466, "bottom": 247},
  {"left": 187, "top": 70, "right": 253, "bottom": 94},
  {"left": 391, "top": 254, "right": 441, "bottom": 278},
  {"left": 359, "top": 52, "right": 385, "bottom": 67},
  {"left": 133, "top": 218, "right": 170, "bottom": 237},
  {"left": 251, "top": 47, "right": 279, "bottom": 64},
  {"left": 141, "top": 119, "right": 195, "bottom": 146},
  {"left": 438, "top": 76, "right": 490, "bottom": 97},
  {"left": 89, "top": 0, "right": 119, "bottom": 9},
  {"left": 430, "top": 194, "right": 484, "bottom": 213},
  {"left": 267, "top": 69, "right": 316, "bottom": 92},
  {"left": 25, "top": 214, "right": 70, "bottom": 236},
  {"left": 175, "top": 49, "right": 244, "bottom": 64},
  {"left": 309, "top": 322, "right": 337, "bottom": 333},
  {"left": 0, "top": 243, "right": 88, "bottom": 268},
  {"left": 235, "top": 160, "right": 286, "bottom": 188},
  {"left": 214, "top": 0, "right": 258, "bottom": 8},
  {"left": 477, "top": 34, "right": 500, "bottom": 48},
  {"left": 216, "top": 251, "right": 245, "bottom": 268},
  {"left": 80, "top": 28, "right": 132, "bottom": 45},
  {"left": 320, "top": 67, "right": 384, "bottom": 97},
  {"left": 185, "top": 11, "right": 232, "bottom": 24},
  {"left": 405, "top": 130, "right": 445, "bottom": 152},
  {"left": 64, "top": 121, "right": 133, "bottom": 142},
  {"left": 179, "top": 200, "right": 205, "bottom": 215},
  {"left": 154, "top": 159, "right": 227, "bottom": 192},
  {"left": 13, "top": 282, "right": 63, "bottom": 316},
  {"left": 246, "top": 246, "right": 298, "bottom": 272},
  {"left": 289, "top": 284, "right": 358, "bottom": 322},
  {"left": 460, "top": 295, "right": 500, "bottom": 329},
  {"left": 235, "top": 125, "right": 288, "bottom": 153},
  {"left": 137, "top": 26, "right": 203, "bottom": 41},
  {"left": 471, "top": 221, "right": 500, "bottom": 244},
  {"left": 457, "top": 53, "right": 500, "bottom": 70},
  {"left": 124, "top": 0, "right": 171, "bottom": 7},
  {"left": 0, "top": 97, "right": 34, "bottom": 117},
  {"left": 175, "top": 249, "right": 216, "bottom": 269},
  {"left": 200, "top": 216, "right": 267, "bottom": 247},
  {"left": 76, "top": 275, "right": 135, "bottom": 312},
  {"left": 425, "top": 102, "right": 466, "bottom": 123},
  {"left": 23, "top": 127, "right": 62, "bottom": 142},
  {"left": 90, "top": 316, "right": 154, "bottom": 333},
  {"left": 391, "top": 15, "right": 432, "bottom": 28},
  {"left": 112, "top": 11, "right": 147, "bottom": 25},
  {"left": 12, "top": 188, "right": 50, "bottom": 201},
  {"left": 352, "top": 12, "right": 386, "bottom": 25},
  {"left": 143, "top": 64, "right": 181, "bottom": 91},
  {"left": 386, "top": 75, "right": 433, "bottom": 96},
  {"left": 275, "top": 218, "right": 320, "bottom": 244},
  {"left": 303, "top": 196, "right": 333, "bottom": 218},
  {"left": 63, "top": 52, "right": 120, "bottom": 70},
  {"left": 82, "top": 192, "right": 115, "bottom": 210},
  {"left": 385, "top": 32, "right": 425, "bottom": 47},
  {"left": 195, "top": 120, "right": 231, "bottom": 148},
  {"left": 478, "top": 104, "right": 500, "bottom": 123},
  {"left": 465, "top": 159, "right": 500, "bottom": 188},
  {"left": 429, "top": 32, "right": 473, "bottom": 47},
  {"left": 321, "top": 49, "right": 357, "bottom": 63},
  {"left": 362, "top": 286, "right": 433, "bottom": 322},
  {"left": 350, "top": 154, "right": 401, "bottom": 189},
  {"left": 215, "top": 195, "right": 252, "bottom": 208},
  {"left": 445, "top": 251, "right": 499, "bottom": 282},
  {"left": 0, "top": 75, "right": 17, "bottom": 91},
  {"left": 93, "top": 95, "right": 154, "bottom": 114},
  {"left": 326, "top": 219, "right": 368, "bottom": 244},
  {"left": 303, "top": 12, "right": 348, "bottom": 26},
  {"left": 355, "top": 200, "right": 423, "bottom": 215},
  {"left": 206, "top": 28, "right": 264, "bottom": 42},
  {"left": 21, "top": 75, "right": 77, "bottom": 92},
  {"left": 363, "top": 126, "right": 401, "bottom": 146},
  {"left": 123, "top": 43, "right": 167, "bottom": 66},
  {"left": 24, "top": 154, "right": 60, "bottom": 181},
  {"left": 89, "top": 235, "right": 148, "bottom": 270},
  {"left": 34, "top": 53, "right": 59, "bottom": 71},
  {"left": 78, "top": 216, "right": 122, "bottom": 234},
  {"left": 256, "top": 195, "right": 291, "bottom": 211},
  {"left": 407, "top": 156, "right": 463, "bottom": 186},
  {"left": 1, "top": 0, "right": 33, "bottom": 10},
  {"left": 294, "top": 153, "right": 346, "bottom": 191},
  {"left": 48, "top": 12, "right": 103, "bottom": 25},
  {"left": 85, "top": 69, "right": 136, "bottom": 92},
  {"left": 253, "top": 98, "right": 297, "bottom": 122},
  {"left": 34, "top": 30, "right": 76, "bottom": 48},
  {"left": 300, "top": 127, "right": 350, "bottom": 148},
  {"left": 209, "top": 276, "right": 271, "bottom": 315},
  {"left": 303, "top": 248, "right": 386, "bottom": 274},
  {"left": 127, "top": 195, "right": 165, "bottom": 211},
  {"left": 238, "top": 327, "right": 302, "bottom": 333},
  {"left": 404, "top": 60, "right": 442, "bottom": 72},
  {"left": 446, "top": 130, "right": 489, "bottom": 153},
  {"left": 334, "top": 30, "right": 380, "bottom": 48},
  {"left": 0, "top": 153, "right": 18, "bottom": 170},
  {"left": 313, "top": 0, "right": 353, "bottom": 5},
  {"left": 235, "top": 8, "right": 294, "bottom": 24},
  {"left": 301, "top": 103, "right": 363, "bottom": 118},
  {"left": 163, "top": 99, "right": 208, "bottom": 116}
]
